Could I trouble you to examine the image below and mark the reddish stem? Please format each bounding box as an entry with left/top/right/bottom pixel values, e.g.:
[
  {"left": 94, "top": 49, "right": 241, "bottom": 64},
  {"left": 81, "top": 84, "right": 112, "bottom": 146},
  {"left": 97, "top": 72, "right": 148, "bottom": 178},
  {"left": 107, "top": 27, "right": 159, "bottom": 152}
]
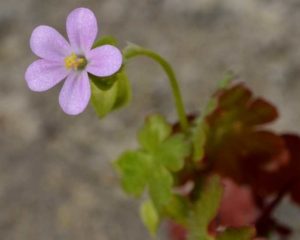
[{"left": 255, "top": 183, "right": 291, "bottom": 237}]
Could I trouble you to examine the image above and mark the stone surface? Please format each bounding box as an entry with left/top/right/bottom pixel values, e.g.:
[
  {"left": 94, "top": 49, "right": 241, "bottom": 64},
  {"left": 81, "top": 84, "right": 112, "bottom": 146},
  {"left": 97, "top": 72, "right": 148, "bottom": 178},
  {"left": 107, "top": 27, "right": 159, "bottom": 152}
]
[{"left": 0, "top": 0, "right": 300, "bottom": 239}]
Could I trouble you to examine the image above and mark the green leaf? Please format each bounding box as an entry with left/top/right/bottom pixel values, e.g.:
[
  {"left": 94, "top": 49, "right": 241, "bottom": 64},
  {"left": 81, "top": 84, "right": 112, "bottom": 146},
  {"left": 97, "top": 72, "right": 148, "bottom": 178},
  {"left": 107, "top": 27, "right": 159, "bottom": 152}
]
[
  {"left": 93, "top": 35, "right": 118, "bottom": 48},
  {"left": 148, "top": 166, "right": 173, "bottom": 209},
  {"left": 140, "top": 200, "right": 160, "bottom": 235},
  {"left": 90, "top": 70, "right": 131, "bottom": 118},
  {"left": 155, "top": 134, "right": 190, "bottom": 172},
  {"left": 138, "top": 115, "right": 172, "bottom": 152},
  {"left": 115, "top": 151, "right": 150, "bottom": 197},
  {"left": 115, "top": 114, "right": 191, "bottom": 234},
  {"left": 217, "top": 227, "right": 256, "bottom": 240},
  {"left": 188, "top": 176, "right": 223, "bottom": 240},
  {"left": 164, "top": 196, "right": 189, "bottom": 226}
]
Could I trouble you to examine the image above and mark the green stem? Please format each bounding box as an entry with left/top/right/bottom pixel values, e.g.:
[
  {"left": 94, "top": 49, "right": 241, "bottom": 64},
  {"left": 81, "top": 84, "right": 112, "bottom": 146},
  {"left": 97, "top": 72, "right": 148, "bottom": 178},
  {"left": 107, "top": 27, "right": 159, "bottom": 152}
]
[{"left": 124, "top": 46, "right": 189, "bottom": 131}]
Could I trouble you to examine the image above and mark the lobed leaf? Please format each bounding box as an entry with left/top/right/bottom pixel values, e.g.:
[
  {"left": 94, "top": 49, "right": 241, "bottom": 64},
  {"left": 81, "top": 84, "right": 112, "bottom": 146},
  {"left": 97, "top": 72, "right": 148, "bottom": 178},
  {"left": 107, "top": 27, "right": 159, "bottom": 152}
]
[
  {"left": 140, "top": 200, "right": 160, "bottom": 235},
  {"left": 148, "top": 165, "right": 173, "bottom": 208},
  {"left": 204, "top": 84, "right": 286, "bottom": 193},
  {"left": 138, "top": 114, "right": 172, "bottom": 152},
  {"left": 116, "top": 114, "right": 191, "bottom": 235},
  {"left": 155, "top": 134, "right": 190, "bottom": 172},
  {"left": 115, "top": 151, "right": 150, "bottom": 197},
  {"left": 164, "top": 196, "right": 189, "bottom": 226},
  {"left": 253, "top": 134, "right": 300, "bottom": 203}
]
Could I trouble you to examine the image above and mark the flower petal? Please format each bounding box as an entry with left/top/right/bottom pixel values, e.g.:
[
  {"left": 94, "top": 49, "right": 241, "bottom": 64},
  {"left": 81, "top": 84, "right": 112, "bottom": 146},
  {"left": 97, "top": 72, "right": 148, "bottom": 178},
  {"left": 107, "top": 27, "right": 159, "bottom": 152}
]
[
  {"left": 59, "top": 71, "right": 91, "bottom": 115},
  {"left": 25, "top": 59, "right": 69, "bottom": 92},
  {"left": 66, "top": 8, "right": 98, "bottom": 53},
  {"left": 86, "top": 45, "right": 122, "bottom": 77},
  {"left": 30, "top": 25, "right": 71, "bottom": 61}
]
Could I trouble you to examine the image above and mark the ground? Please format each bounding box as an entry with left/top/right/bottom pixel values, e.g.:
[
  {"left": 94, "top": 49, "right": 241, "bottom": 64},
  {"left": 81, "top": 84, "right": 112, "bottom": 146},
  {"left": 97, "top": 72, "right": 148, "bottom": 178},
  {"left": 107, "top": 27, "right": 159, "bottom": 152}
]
[{"left": 1, "top": 0, "right": 300, "bottom": 239}]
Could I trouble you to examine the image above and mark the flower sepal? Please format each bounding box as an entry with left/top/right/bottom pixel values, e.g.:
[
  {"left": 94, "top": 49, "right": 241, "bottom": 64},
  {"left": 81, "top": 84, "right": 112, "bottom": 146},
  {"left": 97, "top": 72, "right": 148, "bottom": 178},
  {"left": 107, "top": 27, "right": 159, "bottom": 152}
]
[
  {"left": 89, "top": 68, "right": 122, "bottom": 91},
  {"left": 93, "top": 35, "right": 118, "bottom": 49},
  {"left": 90, "top": 68, "right": 131, "bottom": 118},
  {"left": 89, "top": 35, "right": 132, "bottom": 118}
]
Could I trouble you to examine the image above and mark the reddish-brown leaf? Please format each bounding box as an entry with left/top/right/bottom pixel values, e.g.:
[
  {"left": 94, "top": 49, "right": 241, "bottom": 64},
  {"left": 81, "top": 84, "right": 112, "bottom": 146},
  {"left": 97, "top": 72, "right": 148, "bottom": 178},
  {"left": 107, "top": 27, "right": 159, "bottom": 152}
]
[{"left": 204, "top": 84, "right": 286, "bottom": 191}]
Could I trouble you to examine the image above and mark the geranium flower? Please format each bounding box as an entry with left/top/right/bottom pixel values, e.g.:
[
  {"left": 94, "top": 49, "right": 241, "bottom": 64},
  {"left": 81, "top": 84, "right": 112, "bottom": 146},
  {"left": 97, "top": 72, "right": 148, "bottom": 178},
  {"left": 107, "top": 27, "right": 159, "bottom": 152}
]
[{"left": 25, "top": 8, "right": 122, "bottom": 115}]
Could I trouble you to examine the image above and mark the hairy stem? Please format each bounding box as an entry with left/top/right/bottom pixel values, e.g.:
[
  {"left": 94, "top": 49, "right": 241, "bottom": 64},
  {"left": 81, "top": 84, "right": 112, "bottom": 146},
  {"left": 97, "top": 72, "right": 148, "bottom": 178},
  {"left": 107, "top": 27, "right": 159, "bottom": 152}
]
[{"left": 124, "top": 46, "right": 189, "bottom": 131}]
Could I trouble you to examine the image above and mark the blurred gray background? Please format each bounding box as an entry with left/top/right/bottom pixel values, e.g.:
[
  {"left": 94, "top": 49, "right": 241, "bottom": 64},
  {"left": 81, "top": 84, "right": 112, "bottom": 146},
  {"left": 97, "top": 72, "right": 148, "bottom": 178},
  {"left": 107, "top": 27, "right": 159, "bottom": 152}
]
[{"left": 1, "top": 0, "right": 300, "bottom": 239}]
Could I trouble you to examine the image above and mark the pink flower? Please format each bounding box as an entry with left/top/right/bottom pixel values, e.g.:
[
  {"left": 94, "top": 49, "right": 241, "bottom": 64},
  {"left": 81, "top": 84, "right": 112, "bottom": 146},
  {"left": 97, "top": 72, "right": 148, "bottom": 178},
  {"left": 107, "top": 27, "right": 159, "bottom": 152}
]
[{"left": 25, "top": 8, "right": 122, "bottom": 115}]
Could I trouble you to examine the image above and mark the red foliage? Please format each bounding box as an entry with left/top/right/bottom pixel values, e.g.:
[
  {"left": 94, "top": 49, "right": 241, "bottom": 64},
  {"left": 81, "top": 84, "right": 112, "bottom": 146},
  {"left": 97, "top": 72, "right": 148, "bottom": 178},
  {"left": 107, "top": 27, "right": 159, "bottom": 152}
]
[
  {"left": 171, "top": 83, "right": 300, "bottom": 239},
  {"left": 205, "top": 84, "right": 289, "bottom": 195},
  {"left": 203, "top": 84, "right": 300, "bottom": 238}
]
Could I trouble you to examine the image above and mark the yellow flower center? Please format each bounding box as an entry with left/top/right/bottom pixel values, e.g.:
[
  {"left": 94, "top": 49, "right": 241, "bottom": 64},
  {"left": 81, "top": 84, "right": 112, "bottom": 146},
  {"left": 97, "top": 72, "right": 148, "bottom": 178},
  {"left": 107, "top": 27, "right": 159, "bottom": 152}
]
[{"left": 64, "top": 53, "right": 87, "bottom": 70}]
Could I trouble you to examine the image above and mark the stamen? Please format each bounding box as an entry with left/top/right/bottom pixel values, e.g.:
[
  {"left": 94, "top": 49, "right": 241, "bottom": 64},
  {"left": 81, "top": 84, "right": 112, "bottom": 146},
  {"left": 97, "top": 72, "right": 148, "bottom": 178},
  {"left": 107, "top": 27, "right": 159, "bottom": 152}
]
[{"left": 64, "top": 53, "right": 87, "bottom": 70}]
